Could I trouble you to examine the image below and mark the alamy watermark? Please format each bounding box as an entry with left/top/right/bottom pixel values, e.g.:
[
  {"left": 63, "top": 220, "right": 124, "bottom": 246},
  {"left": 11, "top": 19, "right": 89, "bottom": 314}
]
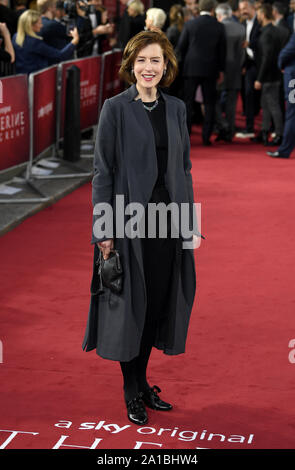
[
  {"left": 93, "top": 196, "right": 202, "bottom": 249},
  {"left": 288, "top": 339, "right": 295, "bottom": 363},
  {"left": 288, "top": 79, "right": 295, "bottom": 104}
]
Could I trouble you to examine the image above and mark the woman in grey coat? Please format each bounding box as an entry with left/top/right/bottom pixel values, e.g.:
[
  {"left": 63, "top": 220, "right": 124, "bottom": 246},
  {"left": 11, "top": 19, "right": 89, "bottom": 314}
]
[{"left": 82, "top": 30, "right": 202, "bottom": 425}]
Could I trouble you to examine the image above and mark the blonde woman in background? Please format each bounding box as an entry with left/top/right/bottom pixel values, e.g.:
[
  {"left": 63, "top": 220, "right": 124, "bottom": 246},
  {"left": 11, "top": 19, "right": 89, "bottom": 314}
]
[
  {"left": 127, "top": 0, "right": 146, "bottom": 38},
  {"left": 12, "top": 9, "right": 79, "bottom": 74},
  {"left": 145, "top": 7, "right": 167, "bottom": 31},
  {"left": 128, "top": 0, "right": 145, "bottom": 17}
]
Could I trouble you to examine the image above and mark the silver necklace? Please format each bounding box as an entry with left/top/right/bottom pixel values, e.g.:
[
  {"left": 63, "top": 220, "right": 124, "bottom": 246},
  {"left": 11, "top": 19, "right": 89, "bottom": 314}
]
[{"left": 142, "top": 99, "right": 159, "bottom": 112}]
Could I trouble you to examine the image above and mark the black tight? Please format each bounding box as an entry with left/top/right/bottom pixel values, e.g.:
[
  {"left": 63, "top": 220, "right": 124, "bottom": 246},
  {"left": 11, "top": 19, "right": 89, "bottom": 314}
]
[
  {"left": 120, "top": 315, "right": 155, "bottom": 403},
  {"left": 120, "top": 186, "right": 176, "bottom": 404}
]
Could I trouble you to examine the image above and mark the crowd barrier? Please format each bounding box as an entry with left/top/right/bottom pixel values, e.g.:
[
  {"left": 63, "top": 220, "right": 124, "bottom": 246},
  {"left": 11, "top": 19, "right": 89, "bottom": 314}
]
[
  {"left": 59, "top": 55, "right": 102, "bottom": 139},
  {"left": 0, "top": 74, "right": 30, "bottom": 172},
  {"left": 0, "top": 49, "right": 124, "bottom": 203}
]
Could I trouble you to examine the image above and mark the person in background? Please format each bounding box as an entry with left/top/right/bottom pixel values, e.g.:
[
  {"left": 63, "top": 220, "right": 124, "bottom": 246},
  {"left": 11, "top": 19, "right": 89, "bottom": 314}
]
[
  {"left": 55, "top": 0, "right": 67, "bottom": 23},
  {"left": 145, "top": 8, "right": 167, "bottom": 31},
  {"left": 166, "top": 4, "right": 184, "bottom": 48},
  {"left": 37, "top": 0, "right": 71, "bottom": 54},
  {"left": 184, "top": 0, "right": 198, "bottom": 19},
  {"left": 14, "top": 0, "right": 27, "bottom": 20},
  {"left": 287, "top": 0, "right": 295, "bottom": 33},
  {"left": 267, "top": 31, "right": 295, "bottom": 158},
  {"left": 165, "top": 4, "right": 184, "bottom": 97},
  {"left": 228, "top": 0, "right": 241, "bottom": 22},
  {"left": 235, "top": 0, "right": 261, "bottom": 139},
  {"left": 215, "top": 3, "right": 246, "bottom": 142},
  {"left": 176, "top": 0, "right": 226, "bottom": 144},
  {"left": 127, "top": 0, "right": 145, "bottom": 38},
  {"left": 12, "top": 9, "right": 79, "bottom": 74},
  {"left": 252, "top": 3, "right": 284, "bottom": 146},
  {"left": 88, "top": 0, "right": 114, "bottom": 54},
  {"left": 0, "top": 0, "right": 18, "bottom": 36},
  {"left": 0, "top": 21, "right": 15, "bottom": 76},
  {"left": 117, "top": 0, "right": 133, "bottom": 49},
  {"left": 75, "top": 0, "right": 112, "bottom": 57},
  {"left": 273, "top": 1, "right": 291, "bottom": 46},
  {"left": 272, "top": 0, "right": 291, "bottom": 124}
]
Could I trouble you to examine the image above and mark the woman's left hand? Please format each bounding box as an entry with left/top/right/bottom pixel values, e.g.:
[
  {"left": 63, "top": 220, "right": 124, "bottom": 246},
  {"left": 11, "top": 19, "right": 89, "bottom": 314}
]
[{"left": 192, "top": 234, "right": 200, "bottom": 249}]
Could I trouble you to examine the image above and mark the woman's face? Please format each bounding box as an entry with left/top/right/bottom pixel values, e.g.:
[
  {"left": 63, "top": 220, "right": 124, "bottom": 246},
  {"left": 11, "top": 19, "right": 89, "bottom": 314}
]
[
  {"left": 128, "top": 6, "right": 136, "bottom": 17},
  {"left": 32, "top": 17, "right": 43, "bottom": 33},
  {"left": 133, "top": 43, "right": 167, "bottom": 91}
]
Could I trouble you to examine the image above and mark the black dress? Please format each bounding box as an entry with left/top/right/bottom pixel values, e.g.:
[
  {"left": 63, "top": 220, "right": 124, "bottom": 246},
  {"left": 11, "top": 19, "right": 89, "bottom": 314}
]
[{"left": 141, "top": 96, "right": 180, "bottom": 342}]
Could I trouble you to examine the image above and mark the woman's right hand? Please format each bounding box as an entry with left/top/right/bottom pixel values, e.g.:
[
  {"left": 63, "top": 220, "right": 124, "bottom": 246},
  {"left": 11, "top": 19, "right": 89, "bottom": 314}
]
[
  {"left": 69, "top": 27, "right": 79, "bottom": 46},
  {"left": 97, "top": 239, "right": 114, "bottom": 260},
  {"left": 93, "top": 23, "right": 113, "bottom": 36}
]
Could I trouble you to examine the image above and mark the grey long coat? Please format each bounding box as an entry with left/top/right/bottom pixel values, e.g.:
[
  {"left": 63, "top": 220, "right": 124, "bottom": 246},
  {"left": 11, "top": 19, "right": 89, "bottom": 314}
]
[{"left": 82, "top": 84, "right": 198, "bottom": 362}]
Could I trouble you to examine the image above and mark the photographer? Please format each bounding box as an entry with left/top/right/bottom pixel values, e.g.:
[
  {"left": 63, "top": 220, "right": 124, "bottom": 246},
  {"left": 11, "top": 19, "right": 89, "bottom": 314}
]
[
  {"left": 89, "top": 0, "right": 114, "bottom": 54},
  {"left": 37, "top": 0, "right": 72, "bottom": 51},
  {"left": 12, "top": 9, "right": 79, "bottom": 74},
  {"left": 75, "top": 0, "right": 113, "bottom": 57}
]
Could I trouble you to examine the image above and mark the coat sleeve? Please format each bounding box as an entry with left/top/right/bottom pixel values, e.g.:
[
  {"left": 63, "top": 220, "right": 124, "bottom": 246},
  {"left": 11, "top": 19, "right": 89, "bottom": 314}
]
[
  {"left": 34, "top": 38, "right": 75, "bottom": 62},
  {"left": 91, "top": 98, "right": 116, "bottom": 244},
  {"left": 278, "top": 33, "right": 295, "bottom": 69},
  {"left": 180, "top": 101, "right": 203, "bottom": 239}
]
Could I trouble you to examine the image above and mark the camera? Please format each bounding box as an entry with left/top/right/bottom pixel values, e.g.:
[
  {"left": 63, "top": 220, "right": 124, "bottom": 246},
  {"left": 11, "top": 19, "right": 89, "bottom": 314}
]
[
  {"left": 57, "top": 0, "right": 95, "bottom": 34},
  {"left": 63, "top": 0, "right": 95, "bottom": 18}
]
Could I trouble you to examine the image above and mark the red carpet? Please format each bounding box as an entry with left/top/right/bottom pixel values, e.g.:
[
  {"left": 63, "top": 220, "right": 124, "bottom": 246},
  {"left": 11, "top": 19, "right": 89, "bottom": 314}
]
[{"left": 1, "top": 121, "right": 295, "bottom": 449}]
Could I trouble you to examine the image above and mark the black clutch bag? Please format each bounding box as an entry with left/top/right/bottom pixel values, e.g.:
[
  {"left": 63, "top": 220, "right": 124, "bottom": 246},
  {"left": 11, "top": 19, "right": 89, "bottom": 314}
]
[{"left": 94, "top": 249, "right": 123, "bottom": 295}]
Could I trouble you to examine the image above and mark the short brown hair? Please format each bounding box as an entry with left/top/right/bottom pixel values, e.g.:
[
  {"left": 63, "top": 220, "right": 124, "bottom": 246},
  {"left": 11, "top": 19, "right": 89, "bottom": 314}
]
[
  {"left": 37, "top": 0, "right": 56, "bottom": 14},
  {"left": 118, "top": 30, "right": 178, "bottom": 87},
  {"left": 199, "top": 0, "right": 217, "bottom": 12},
  {"left": 258, "top": 2, "right": 273, "bottom": 19}
]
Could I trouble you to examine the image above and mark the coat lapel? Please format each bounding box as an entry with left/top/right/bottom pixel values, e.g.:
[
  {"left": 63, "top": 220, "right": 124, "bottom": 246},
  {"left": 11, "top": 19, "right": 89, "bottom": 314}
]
[{"left": 125, "top": 84, "right": 174, "bottom": 196}]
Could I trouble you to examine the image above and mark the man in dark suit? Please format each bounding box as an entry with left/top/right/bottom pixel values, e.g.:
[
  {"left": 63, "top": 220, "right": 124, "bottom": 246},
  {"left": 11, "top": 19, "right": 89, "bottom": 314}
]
[
  {"left": 273, "top": 1, "right": 291, "bottom": 46},
  {"left": 176, "top": 0, "right": 226, "bottom": 144},
  {"left": 253, "top": 3, "right": 284, "bottom": 145},
  {"left": 272, "top": 1, "right": 291, "bottom": 123},
  {"left": 37, "top": 0, "right": 71, "bottom": 52},
  {"left": 236, "top": 0, "right": 261, "bottom": 138},
  {"left": 215, "top": 2, "right": 246, "bottom": 141},
  {"left": 267, "top": 32, "right": 295, "bottom": 158},
  {"left": 287, "top": 0, "right": 295, "bottom": 33}
]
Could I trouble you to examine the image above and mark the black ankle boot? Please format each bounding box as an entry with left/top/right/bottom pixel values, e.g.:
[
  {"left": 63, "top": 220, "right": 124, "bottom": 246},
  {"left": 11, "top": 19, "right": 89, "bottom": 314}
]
[
  {"left": 215, "top": 129, "right": 232, "bottom": 143},
  {"left": 261, "top": 130, "right": 269, "bottom": 145},
  {"left": 267, "top": 135, "right": 282, "bottom": 146},
  {"left": 125, "top": 392, "right": 148, "bottom": 425},
  {"left": 251, "top": 130, "right": 268, "bottom": 144},
  {"left": 141, "top": 385, "right": 173, "bottom": 411}
]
